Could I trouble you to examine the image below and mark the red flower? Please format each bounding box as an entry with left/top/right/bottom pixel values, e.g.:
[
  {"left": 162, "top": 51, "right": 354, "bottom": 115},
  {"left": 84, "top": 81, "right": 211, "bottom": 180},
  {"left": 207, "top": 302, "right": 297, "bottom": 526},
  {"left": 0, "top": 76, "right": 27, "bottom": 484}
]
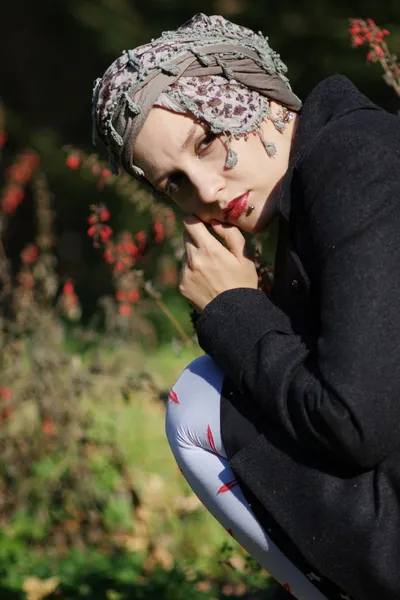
[
  {"left": 87, "top": 215, "right": 97, "bottom": 225},
  {"left": 99, "top": 208, "right": 110, "bottom": 222},
  {"left": 119, "top": 303, "right": 132, "bottom": 317},
  {"left": 42, "top": 416, "right": 55, "bottom": 436},
  {"left": 99, "top": 225, "right": 112, "bottom": 243},
  {"left": 375, "top": 31, "right": 385, "bottom": 43},
  {"left": 352, "top": 36, "right": 364, "bottom": 47},
  {"left": 8, "top": 165, "right": 25, "bottom": 183},
  {"left": 349, "top": 25, "right": 361, "bottom": 36},
  {"left": 2, "top": 185, "right": 25, "bottom": 214},
  {"left": 7, "top": 151, "right": 39, "bottom": 184},
  {"left": 115, "top": 290, "right": 126, "bottom": 302},
  {"left": 103, "top": 248, "right": 115, "bottom": 264},
  {"left": 127, "top": 241, "right": 138, "bottom": 256},
  {"left": 154, "top": 220, "right": 164, "bottom": 243},
  {"left": 101, "top": 169, "right": 111, "bottom": 179},
  {"left": 127, "top": 289, "right": 140, "bottom": 303},
  {"left": 21, "top": 244, "right": 39, "bottom": 265},
  {"left": 66, "top": 154, "right": 80, "bottom": 169},
  {"left": 63, "top": 280, "right": 74, "bottom": 295},
  {"left": 87, "top": 225, "right": 97, "bottom": 237},
  {"left": 349, "top": 18, "right": 391, "bottom": 58},
  {"left": 116, "top": 239, "right": 138, "bottom": 257},
  {"left": 0, "top": 386, "right": 12, "bottom": 402},
  {"left": 136, "top": 231, "right": 147, "bottom": 243}
]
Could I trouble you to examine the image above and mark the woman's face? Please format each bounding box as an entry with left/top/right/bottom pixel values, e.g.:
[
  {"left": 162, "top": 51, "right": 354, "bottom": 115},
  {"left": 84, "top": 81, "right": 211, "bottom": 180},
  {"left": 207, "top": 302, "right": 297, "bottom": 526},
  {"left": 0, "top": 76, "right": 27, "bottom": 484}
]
[{"left": 132, "top": 104, "right": 297, "bottom": 233}]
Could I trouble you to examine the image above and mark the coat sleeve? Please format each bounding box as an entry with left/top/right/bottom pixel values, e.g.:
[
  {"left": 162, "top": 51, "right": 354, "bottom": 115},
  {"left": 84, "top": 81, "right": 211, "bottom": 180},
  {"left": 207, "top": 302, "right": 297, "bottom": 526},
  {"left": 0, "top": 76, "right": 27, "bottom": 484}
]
[{"left": 195, "top": 111, "right": 400, "bottom": 470}]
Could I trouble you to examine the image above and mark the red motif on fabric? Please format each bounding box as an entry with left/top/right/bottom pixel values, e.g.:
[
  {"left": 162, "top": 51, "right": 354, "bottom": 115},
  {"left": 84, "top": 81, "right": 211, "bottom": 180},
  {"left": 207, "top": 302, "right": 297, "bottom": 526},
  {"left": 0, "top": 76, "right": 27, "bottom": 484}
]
[
  {"left": 207, "top": 425, "right": 220, "bottom": 455},
  {"left": 168, "top": 389, "right": 179, "bottom": 404},
  {"left": 217, "top": 479, "right": 239, "bottom": 494},
  {"left": 283, "top": 583, "right": 292, "bottom": 593}
]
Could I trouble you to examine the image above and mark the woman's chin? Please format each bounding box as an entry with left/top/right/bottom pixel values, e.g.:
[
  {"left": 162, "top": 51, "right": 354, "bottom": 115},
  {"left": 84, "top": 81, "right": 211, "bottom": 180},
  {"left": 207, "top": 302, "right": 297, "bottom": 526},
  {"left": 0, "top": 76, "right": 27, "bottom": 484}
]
[{"left": 236, "top": 214, "right": 271, "bottom": 234}]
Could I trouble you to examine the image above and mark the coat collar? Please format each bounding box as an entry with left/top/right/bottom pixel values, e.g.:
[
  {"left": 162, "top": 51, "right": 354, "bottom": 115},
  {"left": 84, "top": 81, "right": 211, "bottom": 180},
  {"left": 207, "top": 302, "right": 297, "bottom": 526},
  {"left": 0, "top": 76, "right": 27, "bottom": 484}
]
[{"left": 277, "top": 74, "right": 381, "bottom": 221}]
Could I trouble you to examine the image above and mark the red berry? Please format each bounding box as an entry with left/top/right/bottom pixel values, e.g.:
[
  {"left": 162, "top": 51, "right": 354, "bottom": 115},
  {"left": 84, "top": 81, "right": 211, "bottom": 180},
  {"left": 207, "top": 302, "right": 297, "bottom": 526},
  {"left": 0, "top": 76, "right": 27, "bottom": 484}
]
[
  {"left": 127, "top": 289, "right": 140, "bottom": 303},
  {"left": 63, "top": 280, "right": 74, "bottom": 295},
  {"left": 0, "top": 387, "right": 12, "bottom": 402},
  {"left": 42, "top": 416, "right": 55, "bottom": 436},
  {"left": 99, "top": 225, "right": 112, "bottom": 243},
  {"left": 21, "top": 244, "right": 39, "bottom": 265},
  {"left": 66, "top": 154, "right": 80, "bottom": 169},
  {"left": 99, "top": 208, "right": 110, "bottom": 222},
  {"left": 119, "top": 303, "right": 132, "bottom": 317},
  {"left": 136, "top": 231, "right": 147, "bottom": 243}
]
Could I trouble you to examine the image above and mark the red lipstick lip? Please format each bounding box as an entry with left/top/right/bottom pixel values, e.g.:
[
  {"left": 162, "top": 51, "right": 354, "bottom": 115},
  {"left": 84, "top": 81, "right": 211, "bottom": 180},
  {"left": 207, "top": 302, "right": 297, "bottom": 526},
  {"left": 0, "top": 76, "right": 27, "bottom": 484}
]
[{"left": 222, "top": 192, "right": 249, "bottom": 220}]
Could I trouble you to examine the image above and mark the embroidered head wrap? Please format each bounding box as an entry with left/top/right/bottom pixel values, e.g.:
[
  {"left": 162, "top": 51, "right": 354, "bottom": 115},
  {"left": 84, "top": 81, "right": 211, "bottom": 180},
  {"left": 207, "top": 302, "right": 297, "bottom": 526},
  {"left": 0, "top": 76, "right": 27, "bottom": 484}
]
[{"left": 92, "top": 13, "right": 302, "bottom": 182}]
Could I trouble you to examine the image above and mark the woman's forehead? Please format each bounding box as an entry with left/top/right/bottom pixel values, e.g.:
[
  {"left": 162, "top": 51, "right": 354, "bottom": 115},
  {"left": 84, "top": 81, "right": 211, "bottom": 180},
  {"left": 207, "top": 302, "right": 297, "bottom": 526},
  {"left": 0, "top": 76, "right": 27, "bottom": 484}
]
[
  {"left": 133, "top": 109, "right": 201, "bottom": 179},
  {"left": 149, "top": 107, "right": 199, "bottom": 132}
]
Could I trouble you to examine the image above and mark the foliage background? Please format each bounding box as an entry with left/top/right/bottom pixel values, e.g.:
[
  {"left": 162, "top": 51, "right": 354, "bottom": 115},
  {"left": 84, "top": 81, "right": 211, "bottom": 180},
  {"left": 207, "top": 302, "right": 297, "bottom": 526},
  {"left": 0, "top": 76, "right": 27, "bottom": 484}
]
[
  {"left": 0, "top": 2, "right": 399, "bottom": 599},
  {"left": 1, "top": 0, "right": 399, "bottom": 316}
]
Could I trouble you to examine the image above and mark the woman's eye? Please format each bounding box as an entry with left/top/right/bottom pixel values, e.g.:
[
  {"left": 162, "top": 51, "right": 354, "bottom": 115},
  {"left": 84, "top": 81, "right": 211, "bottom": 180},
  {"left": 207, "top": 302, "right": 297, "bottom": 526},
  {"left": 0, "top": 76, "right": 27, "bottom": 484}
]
[
  {"left": 198, "top": 131, "right": 217, "bottom": 154},
  {"left": 165, "top": 172, "right": 185, "bottom": 195}
]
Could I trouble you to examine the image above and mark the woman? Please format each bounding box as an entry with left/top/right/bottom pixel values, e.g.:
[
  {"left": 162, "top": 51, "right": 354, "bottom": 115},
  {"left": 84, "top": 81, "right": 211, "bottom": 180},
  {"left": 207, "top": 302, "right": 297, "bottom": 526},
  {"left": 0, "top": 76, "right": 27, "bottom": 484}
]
[{"left": 92, "top": 13, "right": 400, "bottom": 600}]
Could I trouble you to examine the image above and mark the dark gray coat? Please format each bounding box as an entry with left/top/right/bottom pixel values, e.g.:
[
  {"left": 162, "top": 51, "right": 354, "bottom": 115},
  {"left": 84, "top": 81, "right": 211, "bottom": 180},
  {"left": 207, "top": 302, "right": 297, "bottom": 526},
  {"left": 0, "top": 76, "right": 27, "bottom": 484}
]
[{"left": 196, "top": 75, "right": 400, "bottom": 600}]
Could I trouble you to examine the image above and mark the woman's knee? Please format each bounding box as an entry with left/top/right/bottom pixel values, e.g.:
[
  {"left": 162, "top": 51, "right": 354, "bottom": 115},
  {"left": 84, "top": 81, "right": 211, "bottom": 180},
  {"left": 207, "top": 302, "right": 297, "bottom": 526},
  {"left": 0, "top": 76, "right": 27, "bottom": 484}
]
[{"left": 165, "top": 354, "right": 224, "bottom": 449}]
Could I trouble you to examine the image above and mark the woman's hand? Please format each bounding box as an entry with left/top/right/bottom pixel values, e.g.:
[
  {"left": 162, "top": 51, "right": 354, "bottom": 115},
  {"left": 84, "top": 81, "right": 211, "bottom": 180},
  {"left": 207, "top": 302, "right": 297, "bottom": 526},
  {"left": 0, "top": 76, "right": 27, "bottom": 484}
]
[{"left": 179, "top": 215, "right": 258, "bottom": 313}]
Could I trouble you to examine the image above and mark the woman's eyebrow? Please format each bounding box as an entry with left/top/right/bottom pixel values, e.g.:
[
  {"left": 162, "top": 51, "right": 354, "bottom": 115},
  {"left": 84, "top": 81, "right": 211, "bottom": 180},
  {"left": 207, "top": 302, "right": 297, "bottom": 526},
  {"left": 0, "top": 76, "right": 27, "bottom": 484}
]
[
  {"left": 181, "top": 122, "right": 198, "bottom": 151},
  {"left": 153, "top": 122, "right": 199, "bottom": 187}
]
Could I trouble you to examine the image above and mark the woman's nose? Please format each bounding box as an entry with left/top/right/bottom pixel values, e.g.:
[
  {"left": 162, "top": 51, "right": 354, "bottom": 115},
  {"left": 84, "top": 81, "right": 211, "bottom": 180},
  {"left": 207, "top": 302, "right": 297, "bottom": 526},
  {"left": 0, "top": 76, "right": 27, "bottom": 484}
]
[{"left": 189, "top": 166, "right": 224, "bottom": 205}]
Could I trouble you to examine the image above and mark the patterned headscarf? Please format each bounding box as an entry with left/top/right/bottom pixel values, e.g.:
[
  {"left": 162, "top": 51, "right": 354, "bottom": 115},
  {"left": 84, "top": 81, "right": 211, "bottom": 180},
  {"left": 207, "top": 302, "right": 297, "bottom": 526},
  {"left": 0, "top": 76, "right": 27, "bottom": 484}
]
[{"left": 92, "top": 13, "right": 301, "bottom": 182}]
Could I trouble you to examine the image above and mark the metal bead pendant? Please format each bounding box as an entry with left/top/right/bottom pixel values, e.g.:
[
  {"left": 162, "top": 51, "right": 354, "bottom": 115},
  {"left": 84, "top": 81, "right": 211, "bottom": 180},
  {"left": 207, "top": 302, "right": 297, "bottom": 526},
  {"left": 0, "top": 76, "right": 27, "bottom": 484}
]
[{"left": 246, "top": 204, "right": 255, "bottom": 216}]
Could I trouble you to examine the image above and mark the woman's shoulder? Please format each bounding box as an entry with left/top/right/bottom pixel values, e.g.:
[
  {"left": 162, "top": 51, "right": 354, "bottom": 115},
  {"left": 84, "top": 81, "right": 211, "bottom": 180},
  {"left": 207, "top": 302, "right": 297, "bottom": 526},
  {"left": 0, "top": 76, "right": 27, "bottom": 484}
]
[
  {"left": 317, "top": 105, "right": 399, "bottom": 153},
  {"left": 296, "top": 74, "right": 400, "bottom": 168},
  {"left": 304, "top": 76, "right": 400, "bottom": 159},
  {"left": 299, "top": 114, "right": 400, "bottom": 203},
  {"left": 297, "top": 85, "right": 400, "bottom": 187},
  {"left": 292, "top": 82, "right": 400, "bottom": 250},
  {"left": 278, "top": 75, "right": 400, "bottom": 225}
]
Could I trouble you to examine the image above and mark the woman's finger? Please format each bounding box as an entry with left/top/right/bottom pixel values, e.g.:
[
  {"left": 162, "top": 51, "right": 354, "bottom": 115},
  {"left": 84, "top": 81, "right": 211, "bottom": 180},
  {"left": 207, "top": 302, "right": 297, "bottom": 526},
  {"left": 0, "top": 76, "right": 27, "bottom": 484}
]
[
  {"left": 210, "top": 221, "right": 250, "bottom": 260},
  {"left": 183, "top": 216, "right": 217, "bottom": 248},
  {"left": 178, "top": 248, "right": 188, "bottom": 285},
  {"left": 183, "top": 230, "right": 198, "bottom": 267}
]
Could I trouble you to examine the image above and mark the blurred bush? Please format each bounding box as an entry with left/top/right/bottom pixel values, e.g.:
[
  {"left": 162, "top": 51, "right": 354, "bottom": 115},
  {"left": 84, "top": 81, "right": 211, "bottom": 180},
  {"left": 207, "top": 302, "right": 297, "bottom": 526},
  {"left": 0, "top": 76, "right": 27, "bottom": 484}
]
[{"left": 0, "top": 5, "right": 399, "bottom": 599}]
